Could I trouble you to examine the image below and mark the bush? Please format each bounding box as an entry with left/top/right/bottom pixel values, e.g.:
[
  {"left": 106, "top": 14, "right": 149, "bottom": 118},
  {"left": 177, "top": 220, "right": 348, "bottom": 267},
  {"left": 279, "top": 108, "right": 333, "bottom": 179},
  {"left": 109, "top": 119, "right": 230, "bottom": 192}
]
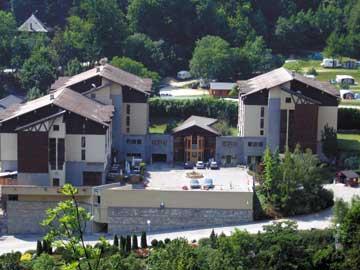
[
  {"left": 151, "top": 239, "right": 158, "bottom": 247},
  {"left": 338, "top": 108, "right": 360, "bottom": 130},
  {"left": 36, "top": 240, "right": 43, "bottom": 256},
  {"left": 158, "top": 240, "right": 165, "bottom": 248},
  {"left": 126, "top": 235, "right": 131, "bottom": 254},
  {"left": 31, "top": 253, "right": 56, "bottom": 270},
  {"left": 113, "top": 234, "right": 119, "bottom": 248},
  {"left": 120, "top": 235, "right": 126, "bottom": 253},
  {"left": 0, "top": 252, "right": 22, "bottom": 270},
  {"left": 164, "top": 238, "right": 171, "bottom": 244}
]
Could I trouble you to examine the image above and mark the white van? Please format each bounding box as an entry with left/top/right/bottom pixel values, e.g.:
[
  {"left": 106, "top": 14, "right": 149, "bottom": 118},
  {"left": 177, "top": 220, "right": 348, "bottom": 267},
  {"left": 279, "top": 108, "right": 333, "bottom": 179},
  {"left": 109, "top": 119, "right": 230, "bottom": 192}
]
[
  {"left": 321, "top": 58, "right": 341, "bottom": 68},
  {"left": 177, "top": 70, "right": 192, "bottom": 80}
]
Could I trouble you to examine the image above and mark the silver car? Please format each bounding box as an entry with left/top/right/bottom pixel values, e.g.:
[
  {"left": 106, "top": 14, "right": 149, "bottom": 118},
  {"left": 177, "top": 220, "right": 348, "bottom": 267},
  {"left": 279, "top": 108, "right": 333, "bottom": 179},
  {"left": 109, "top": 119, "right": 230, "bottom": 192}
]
[{"left": 190, "top": 179, "right": 201, "bottom": 189}]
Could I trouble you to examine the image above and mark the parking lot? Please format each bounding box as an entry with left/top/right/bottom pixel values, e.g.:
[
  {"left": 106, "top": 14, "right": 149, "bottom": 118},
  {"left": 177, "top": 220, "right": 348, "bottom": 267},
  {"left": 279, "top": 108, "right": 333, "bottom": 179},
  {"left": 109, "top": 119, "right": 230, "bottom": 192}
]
[{"left": 145, "top": 163, "right": 253, "bottom": 191}]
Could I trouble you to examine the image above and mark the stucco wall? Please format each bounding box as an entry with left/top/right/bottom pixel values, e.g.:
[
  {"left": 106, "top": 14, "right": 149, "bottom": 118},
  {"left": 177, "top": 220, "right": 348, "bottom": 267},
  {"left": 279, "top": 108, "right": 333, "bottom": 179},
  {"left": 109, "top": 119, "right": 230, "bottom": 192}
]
[
  {"left": 122, "top": 103, "right": 148, "bottom": 135},
  {"left": 317, "top": 106, "right": 338, "bottom": 141},
  {"left": 66, "top": 134, "right": 106, "bottom": 162},
  {"left": 66, "top": 161, "right": 105, "bottom": 186},
  {"left": 147, "top": 134, "right": 173, "bottom": 163},
  {"left": 17, "top": 173, "right": 50, "bottom": 186},
  {"left": 243, "top": 105, "right": 268, "bottom": 137}
]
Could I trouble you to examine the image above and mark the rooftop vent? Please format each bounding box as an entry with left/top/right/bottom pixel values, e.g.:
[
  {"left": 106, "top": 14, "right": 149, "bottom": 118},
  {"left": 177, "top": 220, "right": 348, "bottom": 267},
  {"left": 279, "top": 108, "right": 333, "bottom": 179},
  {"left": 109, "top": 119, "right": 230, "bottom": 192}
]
[
  {"left": 50, "top": 94, "right": 55, "bottom": 100},
  {"left": 99, "top": 57, "right": 108, "bottom": 66}
]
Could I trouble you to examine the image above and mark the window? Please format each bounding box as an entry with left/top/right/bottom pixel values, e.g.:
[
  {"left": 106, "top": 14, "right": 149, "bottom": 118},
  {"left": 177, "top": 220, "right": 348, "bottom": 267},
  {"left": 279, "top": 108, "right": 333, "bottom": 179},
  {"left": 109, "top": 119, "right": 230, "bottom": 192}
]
[
  {"left": 53, "top": 125, "right": 59, "bottom": 131},
  {"left": 57, "top": 139, "right": 65, "bottom": 170},
  {"left": 137, "top": 139, "right": 142, "bottom": 145},
  {"left": 285, "top": 97, "right": 292, "bottom": 103},
  {"left": 81, "top": 136, "right": 86, "bottom": 148},
  {"left": 259, "top": 142, "right": 264, "bottom": 147},
  {"left": 126, "top": 116, "right": 130, "bottom": 126},
  {"left": 97, "top": 196, "right": 101, "bottom": 204},
  {"left": 81, "top": 149, "right": 86, "bottom": 161},
  {"left": 53, "top": 178, "right": 60, "bottom": 187},
  {"left": 260, "top": 130, "right": 264, "bottom": 136},
  {"left": 49, "top": 138, "right": 56, "bottom": 170},
  {"left": 260, "top": 107, "right": 265, "bottom": 117},
  {"left": 126, "top": 104, "right": 130, "bottom": 114},
  {"left": 126, "top": 127, "right": 130, "bottom": 133},
  {"left": 248, "top": 142, "right": 252, "bottom": 147},
  {"left": 260, "top": 119, "right": 264, "bottom": 129},
  {"left": 8, "top": 195, "right": 18, "bottom": 201}
]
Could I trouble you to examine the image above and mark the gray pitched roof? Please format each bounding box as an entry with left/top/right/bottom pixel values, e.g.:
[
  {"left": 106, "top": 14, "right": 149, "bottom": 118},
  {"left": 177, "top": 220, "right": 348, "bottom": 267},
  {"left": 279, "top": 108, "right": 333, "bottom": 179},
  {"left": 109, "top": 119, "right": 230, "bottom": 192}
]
[
  {"left": 55, "top": 64, "right": 152, "bottom": 94},
  {"left": 340, "top": 170, "right": 359, "bottom": 179},
  {"left": 0, "top": 88, "right": 114, "bottom": 126},
  {"left": 210, "top": 82, "right": 236, "bottom": 90},
  {"left": 237, "top": 67, "right": 339, "bottom": 98},
  {"left": 18, "top": 14, "right": 48, "bottom": 33},
  {"left": 172, "top": 115, "right": 220, "bottom": 135},
  {"left": 0, "top": 95, "right": 24, "bottom": 111}
]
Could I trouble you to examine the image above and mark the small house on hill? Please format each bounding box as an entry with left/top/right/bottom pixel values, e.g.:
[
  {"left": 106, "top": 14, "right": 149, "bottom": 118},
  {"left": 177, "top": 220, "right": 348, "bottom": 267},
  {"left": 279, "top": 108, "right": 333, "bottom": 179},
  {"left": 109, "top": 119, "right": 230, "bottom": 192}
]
[
  {"left": 18, "top": 14, "right": 49, "bottom": 33},
  {"left": 336, "top": 170, "right": 359, "bottom": 187}
]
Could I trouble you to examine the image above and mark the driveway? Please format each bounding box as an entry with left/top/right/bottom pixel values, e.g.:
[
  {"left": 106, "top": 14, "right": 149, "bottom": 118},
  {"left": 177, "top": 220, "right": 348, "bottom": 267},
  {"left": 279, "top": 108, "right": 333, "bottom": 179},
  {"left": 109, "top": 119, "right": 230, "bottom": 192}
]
[{"left": 0, "top": 183, "right": 359, "bottom": 254}]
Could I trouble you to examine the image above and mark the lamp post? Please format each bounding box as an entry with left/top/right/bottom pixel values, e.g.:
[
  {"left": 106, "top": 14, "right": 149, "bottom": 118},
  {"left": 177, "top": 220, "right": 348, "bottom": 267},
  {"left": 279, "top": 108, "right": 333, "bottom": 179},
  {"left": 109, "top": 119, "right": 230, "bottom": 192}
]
[
  {"left": 147, "top": 219, "right": 151, "bottom": 245},
  {"left": 335, "top": 223, "right": 341, "bottom": 251}
]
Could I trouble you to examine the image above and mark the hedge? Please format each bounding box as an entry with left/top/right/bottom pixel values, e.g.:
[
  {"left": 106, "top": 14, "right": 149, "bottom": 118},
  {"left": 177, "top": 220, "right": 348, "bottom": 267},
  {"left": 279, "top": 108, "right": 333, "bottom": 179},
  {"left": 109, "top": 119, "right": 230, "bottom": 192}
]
[
  {"left": 149, "top": 97, "right": 238, "bottom": 126},
  {"left": 338, "top": 108, "right": 360, "bottom": 130}
]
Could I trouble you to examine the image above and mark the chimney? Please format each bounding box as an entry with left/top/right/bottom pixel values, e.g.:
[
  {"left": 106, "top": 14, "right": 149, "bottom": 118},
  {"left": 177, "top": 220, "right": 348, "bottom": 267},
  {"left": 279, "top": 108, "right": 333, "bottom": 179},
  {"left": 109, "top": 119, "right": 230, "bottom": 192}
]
[
  {"left": 50, "top": 93, "right": 55, "bottom": 100},
  {"left": 99, "top": 57, "right": 108, "bottom": 66}
]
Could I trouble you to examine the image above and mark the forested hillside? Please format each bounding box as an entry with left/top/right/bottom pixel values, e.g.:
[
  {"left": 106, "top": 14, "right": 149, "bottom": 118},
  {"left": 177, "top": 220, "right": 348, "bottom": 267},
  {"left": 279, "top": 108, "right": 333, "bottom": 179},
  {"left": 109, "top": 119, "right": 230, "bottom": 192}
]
[{"left": 1, "top": 0, "right": 360, "bottom": 97}]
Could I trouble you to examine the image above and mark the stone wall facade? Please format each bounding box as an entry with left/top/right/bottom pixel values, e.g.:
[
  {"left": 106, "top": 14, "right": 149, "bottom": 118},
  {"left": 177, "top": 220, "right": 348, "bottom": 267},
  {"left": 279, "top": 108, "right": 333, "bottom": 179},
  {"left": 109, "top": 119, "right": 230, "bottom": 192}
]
[
  {"left": 107, "top": 207, "right": 253, "bottom": 234},
  {"left": 6, "top": 201, "right": 92, "bottom": 234}
]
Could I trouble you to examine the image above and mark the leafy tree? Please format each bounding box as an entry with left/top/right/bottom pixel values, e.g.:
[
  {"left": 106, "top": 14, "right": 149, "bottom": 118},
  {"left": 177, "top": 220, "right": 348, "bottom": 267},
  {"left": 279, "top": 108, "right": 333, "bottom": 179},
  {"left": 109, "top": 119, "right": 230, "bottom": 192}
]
[
  {"left": 0, "top": 11, "right": 16, "bottom": 69},
  {"left": 125, "top": 235, "right": 131, "bottom": 254},
  {"left": 26, "top": 87, "right": 42, "bottom": 101},
  {"left": 20, "top": 46, "right": 58, "bottom": 93},
  {"left": 41, "top": 184, "right": 102, "bottom": 270},
  {"left": 64, "top": 58, "right": 84, "bottom": 76},
  {"left": 190, "top": 35, "right": 236, "bottom": 80},
  {"left": 120, "top": 235, "right": 126, "bottom": 254},
  {"left": 333, "top": 199, "right": 349, "bottom": 225},
  {"left": 75, "top": 0, "right": 129, "bottom": 59},
  {"left": 111, "top": 56, "right": 160, "bottom": 88},
  {"left": 262, "top": 146, "right": 275, "bottom": 198},
  {"left": 321, "top": 124, "right": 338, "bottom": 161}
]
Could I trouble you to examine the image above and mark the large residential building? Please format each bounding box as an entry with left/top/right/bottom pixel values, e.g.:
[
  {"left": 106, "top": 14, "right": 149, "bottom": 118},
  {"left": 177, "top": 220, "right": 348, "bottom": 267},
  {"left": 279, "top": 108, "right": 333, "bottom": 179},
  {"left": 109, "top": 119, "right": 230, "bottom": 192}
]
[
  {"left": 0, "top": 63, "right": 152, "bottom": 186},
  {"left": 238, "top": 67, "right": 339, "bottom": 155}
]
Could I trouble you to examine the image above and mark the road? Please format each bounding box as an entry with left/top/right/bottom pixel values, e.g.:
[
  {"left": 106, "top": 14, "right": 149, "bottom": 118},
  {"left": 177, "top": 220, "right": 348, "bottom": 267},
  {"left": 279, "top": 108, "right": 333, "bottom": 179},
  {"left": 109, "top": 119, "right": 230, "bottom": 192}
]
[{"left": 0, "top": 184, "right": 358, "bottom": 254}]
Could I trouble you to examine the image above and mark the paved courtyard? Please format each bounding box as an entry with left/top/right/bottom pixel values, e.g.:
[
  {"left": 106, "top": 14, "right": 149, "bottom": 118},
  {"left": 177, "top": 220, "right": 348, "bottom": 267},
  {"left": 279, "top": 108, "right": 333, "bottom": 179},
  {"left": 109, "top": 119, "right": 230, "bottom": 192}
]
[{"left": 145, "top": 164, "right": 253, "bottom": 191}]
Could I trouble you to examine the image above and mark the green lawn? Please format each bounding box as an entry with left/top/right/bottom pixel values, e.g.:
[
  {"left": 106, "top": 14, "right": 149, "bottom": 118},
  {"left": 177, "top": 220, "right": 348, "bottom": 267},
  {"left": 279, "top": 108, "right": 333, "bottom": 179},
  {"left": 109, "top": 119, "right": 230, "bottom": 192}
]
[
  {"left": 337, "top": 133, "right": 360, "bottom": 152},
  {"left": 283, "top": 59, "right": 360, "bottom": 91}
]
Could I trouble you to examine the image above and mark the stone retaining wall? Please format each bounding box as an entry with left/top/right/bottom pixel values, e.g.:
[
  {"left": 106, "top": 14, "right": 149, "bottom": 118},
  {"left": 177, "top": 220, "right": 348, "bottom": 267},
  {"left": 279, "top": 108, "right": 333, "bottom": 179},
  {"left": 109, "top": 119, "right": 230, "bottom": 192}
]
[
  {"left": 107, "top": 207, "right": 253, "bottom": 234},
  {"left": 6, "top": 201, "right": 92, "bottom": 234}
]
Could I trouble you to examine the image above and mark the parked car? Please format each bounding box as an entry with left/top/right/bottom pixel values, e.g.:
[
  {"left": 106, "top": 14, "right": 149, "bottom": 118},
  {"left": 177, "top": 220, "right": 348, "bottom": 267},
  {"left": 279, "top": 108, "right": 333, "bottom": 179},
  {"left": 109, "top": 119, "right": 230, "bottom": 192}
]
[
  {"left": 190, "top": 179, "right": 201, "bottom": 189},
  {"left": 203, "top": 178, "right": 214, "bottom": 189},
  {"left": 336, "top": 75, "right": 356, "bottom": 85},
  {"left": 196, "top": 161, "right": 205, "bottom": 169},
  {"left": 210, "top": 161, "right": 219, "bottom": 170},
  {"left": 184, "top": 162, "right": 194, "bottom": 169}
]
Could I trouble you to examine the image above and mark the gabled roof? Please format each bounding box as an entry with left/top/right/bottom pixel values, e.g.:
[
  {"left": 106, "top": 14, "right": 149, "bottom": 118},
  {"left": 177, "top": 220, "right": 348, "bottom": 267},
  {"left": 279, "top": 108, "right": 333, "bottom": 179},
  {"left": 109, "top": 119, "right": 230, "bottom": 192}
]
[
  {"left": 50, "top": 76, "right": 70, "bottom": 90},
  {"left": 56, "top": 64, "right": 152, "bottom": 94},
  {"left": 340, "top": 170, "right": 359, "bottom": 179},
  {"left": 237, "top": 67, "right": 339, "bottom": 98},
  {"left": 18, "top": 14, "right": 48, "bottom": 33},
  {"left": 0, "top": 95, "right": 24, "bottom": 110},
  {"left": 0, "top": 88, "right": 114, "bottom": 126},
  {"left": 172, "top": 115, "right": 220, "bottom": 135}
]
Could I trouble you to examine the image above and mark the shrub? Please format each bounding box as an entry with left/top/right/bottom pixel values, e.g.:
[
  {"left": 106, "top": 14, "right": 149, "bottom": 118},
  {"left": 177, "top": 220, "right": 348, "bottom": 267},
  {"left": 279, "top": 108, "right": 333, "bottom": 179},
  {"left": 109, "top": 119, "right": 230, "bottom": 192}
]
[
  {"left": 338, "top": 108, "right": 360, "bottom": 130},
  {"left": 158, "top": 240, "right": 165, "bottom": 248},
  {"left": 31, "top": 253, "right": 56, "bottom": 270},
  {"left": 307, "top": 67, "right": 318, "bottom": 76},
  {"left": 126, "top": 235, "right": 131, "bottom": 254},
  {"left": 151, "top": 239, "right": 158, "bottom": 247},
  {"left": 120, "top": 235, "right": 126, "bottom": 253},
  {"left": 164, "top": 238, "right": 171, "bottom": 244},
  {"left": 132, "top": 234, "right": 139, "bottom": 250},
  {"left": 0, "top": 252, "right": 22, "bottom": 270},
  {"left": 141, "top": 231, "right": 147, "bottom": 248}
]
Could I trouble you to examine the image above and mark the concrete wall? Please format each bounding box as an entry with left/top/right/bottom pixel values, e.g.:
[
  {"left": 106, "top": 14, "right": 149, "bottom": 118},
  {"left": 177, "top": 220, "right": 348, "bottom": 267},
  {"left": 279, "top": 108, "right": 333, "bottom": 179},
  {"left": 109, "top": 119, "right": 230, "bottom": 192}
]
[
  {"left": 243, "top": 105, "right": 268, "bottom": 137},
  {"left": 147, "top": 134, "right": 173, "bottom": 163},
  {"left": 107, "top": 207, "right": 253, "bottom": 234},
  {"left": 216, "top": 137, "right": 244, "bottom": 165},
  {"left": 6, "top": 201, "right": 92, "bottom": 234},
  {"left": 267, "top": 88, "right": 281, "bottom": 152},
  {"left": 66, "top": 161, "right": 105, "bottom": 186},
  {"left": 17, "top": 173, "right": 49, "bottom": 186}
]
